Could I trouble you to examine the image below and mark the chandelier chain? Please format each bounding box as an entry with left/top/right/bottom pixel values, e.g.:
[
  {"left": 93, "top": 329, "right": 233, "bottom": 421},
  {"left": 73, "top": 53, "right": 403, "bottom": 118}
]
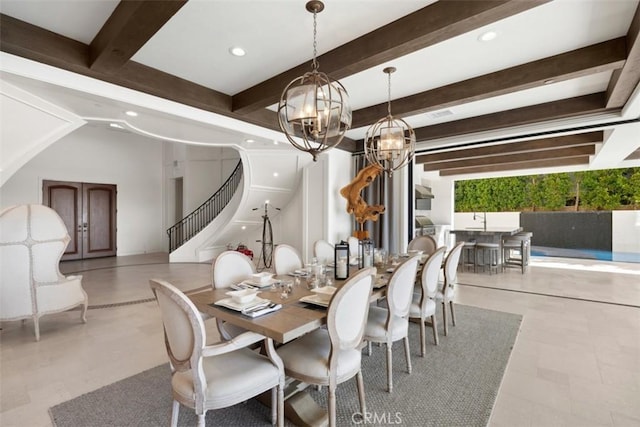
[
  {"left": 387, "top": 71, "right": 392, "bottom": 116},
  {"left": 312, "top": 9, "right": 319, "bottom": 71}
]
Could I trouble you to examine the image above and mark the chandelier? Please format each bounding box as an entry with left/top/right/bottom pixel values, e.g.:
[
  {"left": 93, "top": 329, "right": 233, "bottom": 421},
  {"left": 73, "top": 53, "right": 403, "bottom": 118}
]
[
  {"left": 364, "top": 67, "right": 415, "bottom": 176},
  {"left": 277, "top": 1, "right": 352, "bottom": 161}
]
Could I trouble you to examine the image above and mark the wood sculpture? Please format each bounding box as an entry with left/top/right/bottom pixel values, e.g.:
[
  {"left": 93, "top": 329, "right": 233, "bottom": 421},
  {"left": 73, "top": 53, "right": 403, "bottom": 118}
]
[{"left": 340, "top": 164, "right": 385, "bottom": 239}]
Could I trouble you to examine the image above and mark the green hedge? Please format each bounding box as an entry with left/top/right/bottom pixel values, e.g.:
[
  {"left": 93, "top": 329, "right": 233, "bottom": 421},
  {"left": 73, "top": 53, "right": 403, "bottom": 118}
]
[{"left": 454, "top": 168, "right": 640, "bottom": 212}]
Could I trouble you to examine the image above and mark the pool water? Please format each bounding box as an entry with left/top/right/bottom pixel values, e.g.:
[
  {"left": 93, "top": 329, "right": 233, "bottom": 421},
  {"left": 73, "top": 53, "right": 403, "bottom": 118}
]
[{"left": 531, "top": 246, "right": 640, "bottom": 263}]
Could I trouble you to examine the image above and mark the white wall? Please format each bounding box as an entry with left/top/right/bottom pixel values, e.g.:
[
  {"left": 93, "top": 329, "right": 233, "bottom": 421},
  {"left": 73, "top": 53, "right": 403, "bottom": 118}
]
[
  {"left": 0, "top": 125, "right": 165, "bottom": 256},
  {"left": 612, "top": 210, "right": 640, "bottom": 255}
]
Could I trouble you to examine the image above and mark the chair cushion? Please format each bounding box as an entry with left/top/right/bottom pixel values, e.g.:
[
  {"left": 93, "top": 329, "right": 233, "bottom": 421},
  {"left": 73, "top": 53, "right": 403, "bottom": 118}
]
[
  {"left": 408, "top": 294, "right": 436, "bottom": 318},
  {"left": 277, "top": 329, "right": 362, "bottom": 384},
  {"left": 172, "top": 347, "right": 280, "bottom": 409},
  {"left": 435, "top": 286, "right": 455, "bottom": 301},
  {"left": 364, "top": 306, "right": 408, "bottom": 342}
]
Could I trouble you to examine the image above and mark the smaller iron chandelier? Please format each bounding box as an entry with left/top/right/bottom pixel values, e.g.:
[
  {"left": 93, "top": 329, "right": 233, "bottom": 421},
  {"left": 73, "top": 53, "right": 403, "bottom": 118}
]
[
  {"left": 364, "top": 67, "right": 415, "bottom": 176},
  {"left": 278, "top": 0, "right": 352, "bottom": 161}
]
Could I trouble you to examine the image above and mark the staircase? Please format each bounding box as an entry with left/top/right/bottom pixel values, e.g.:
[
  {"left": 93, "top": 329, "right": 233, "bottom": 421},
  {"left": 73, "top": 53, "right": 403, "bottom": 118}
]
[{"left": 168, "top": 149, "right": 312, "bottom": 263}]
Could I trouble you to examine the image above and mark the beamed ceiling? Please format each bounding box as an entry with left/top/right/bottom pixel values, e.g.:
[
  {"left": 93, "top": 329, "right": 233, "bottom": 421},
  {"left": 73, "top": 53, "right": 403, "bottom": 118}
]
[{"left": 1, "top": 0, "right": 640, "bottom": 178}]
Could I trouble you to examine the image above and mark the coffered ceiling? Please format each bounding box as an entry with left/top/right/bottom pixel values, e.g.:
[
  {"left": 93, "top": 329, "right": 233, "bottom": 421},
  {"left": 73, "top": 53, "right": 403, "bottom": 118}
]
[{"left": 1, "top": 0, "right": 639, "bottom": 178}]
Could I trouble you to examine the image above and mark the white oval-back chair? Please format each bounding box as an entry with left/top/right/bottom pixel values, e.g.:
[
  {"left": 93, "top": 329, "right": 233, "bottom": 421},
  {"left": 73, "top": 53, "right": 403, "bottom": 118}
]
[
  {"left": 272, "top": 244, "right": 303, "bottom": 276},
  {"left": 313, "top": 239, "right": 334, "bottom": 264},
  {"left": 409, "top": 247, "right": 447, "bottom": 356},
  {"left": 436, "top": 242, "right": 465, "bottom": 336},
  {"left": 407, "top": 235, "right": 438, "bottom": 256},
  {"left": 211, "top": 250, "right": 256, "bottom": 339},
  {"left": 149, "top": 279, "right": 284, "bottom": 427},
  {"left": 276, "top": 267, "right": 374, "bottom": 427},
  {"left": 363, "top": 256, "right": 420, "bottom": 392}
]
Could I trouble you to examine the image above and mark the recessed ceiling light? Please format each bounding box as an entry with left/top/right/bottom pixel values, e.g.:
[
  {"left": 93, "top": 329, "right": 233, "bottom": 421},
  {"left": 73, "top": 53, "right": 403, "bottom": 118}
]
[
  {"left": 109, "top": 123, "right": 123, "bottom": 129},
  {"left": 245, "top": 138, "right": 255, "bottom": 143},
  {"left": 125, "top": 110, "right": 138, "bottom": 117},
  {"left": 478, "top": 31, "right": 498, "bottom": 42},
  {"left": 241, "top": 225, "right": 246, "bottom": 230},
  {"left": 273, "top": 172, "right": 279, "bottom": 177},
  {"left": 273, "top": 140, "right": 279, "bottom": 145},
  {"left": 229, "top": 46, "right": 246, "bottom": 57},
  {"left": 265, "top": 200, "right": 270, "bottom": 204}
]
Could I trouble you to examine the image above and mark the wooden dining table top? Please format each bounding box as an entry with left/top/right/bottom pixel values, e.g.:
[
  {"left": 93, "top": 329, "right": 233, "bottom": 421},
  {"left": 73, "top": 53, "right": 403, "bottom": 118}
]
[{"left": 189, "top": 267, "right": 389, "bottom": 344}]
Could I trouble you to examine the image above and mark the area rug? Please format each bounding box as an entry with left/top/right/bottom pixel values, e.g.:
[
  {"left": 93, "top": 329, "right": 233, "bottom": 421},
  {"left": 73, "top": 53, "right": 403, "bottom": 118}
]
[{"left": 50, "top": 304, "right": 521, "bottom": 427}]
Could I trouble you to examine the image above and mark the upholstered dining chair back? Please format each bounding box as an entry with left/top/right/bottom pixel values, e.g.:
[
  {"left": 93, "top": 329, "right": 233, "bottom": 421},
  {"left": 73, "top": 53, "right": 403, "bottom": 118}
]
[
  {"left": 150, "top": 279, "right": 202, "bottom": 373},
  {"left": 387, "top": 256, "right": 421, "bottom": 319},
  {"left": 0, "top": 204, "right": 88, "bottom": 341},
  {"left": 444, "top": 242, "right": 465, "bottom": 288},
  {"left": 212, "top": 250, "right": 255, "bottom": 289},
  {"left": 408, "top": 235, "right": 437, "bottom": 256},
  {"left": 327, "top": 267, "right": 375, "bottom": 352},
  {"left": 313, "top": 239, "right": 335, "bottom": 264},
  {"left": 273, "top": 244, "right": 303, "bottom": 275},
  {"left": 422, "top": 247, "right": 447, "bottom": 298},
  {"left": 150, "top": 279, "right": 284, "bottom": 427},
  {"left": 347, "top": 236, "right": 359, "bottom": 260}
]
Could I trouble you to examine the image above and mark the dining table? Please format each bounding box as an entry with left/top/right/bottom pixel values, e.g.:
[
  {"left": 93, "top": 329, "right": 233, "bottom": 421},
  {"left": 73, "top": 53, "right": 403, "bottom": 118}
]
[{"left": 189, "top": 264, "right": 394, "bottom": 427}]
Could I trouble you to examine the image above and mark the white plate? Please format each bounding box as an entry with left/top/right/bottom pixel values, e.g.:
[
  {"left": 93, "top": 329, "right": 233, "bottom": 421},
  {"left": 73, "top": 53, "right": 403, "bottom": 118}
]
[
  {"left": 215, "top": 296, "right": 270, "bottom": 312},
  {"left": 242, "top": 278, "right": 280, "bottom": 288},
  {"left": 299, "top": 294, "right": 329, "bottom": 308}
]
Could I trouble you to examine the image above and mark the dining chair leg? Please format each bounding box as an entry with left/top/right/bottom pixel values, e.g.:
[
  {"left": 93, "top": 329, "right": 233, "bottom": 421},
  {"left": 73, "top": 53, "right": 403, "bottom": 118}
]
[
  {"left": 386, "top": 343, "right": 393, "bottom": 393},
  {"left": 431, "top": 314, "right": 439, "bottom": 346},
  {"left": 442, "top": 301, "right": 449, "bottom": 336},
  {"left": 197, "top": 412, "right": 206, "bottom": 427},
  {"left": 277, "top": 383, "right": 284, "bottom": 427},
  {"left": 403, "top": 336, "right": 412, "bottom": 374},
  {"left": 419, "top": 318, "right": 426, "bottom": 357},
  {"left": 450, "top": 301, "right": 457, "bottom": 326},
  {"left": 271, "top": 387, "right": 277, "bottom": 426},
  {"left": 328, "top": 384, "right": 337, "bottom": 427},
  {"left": 170, "top": 400, "right": 180, "bottom": 427},
  {"left": 367, "top": 341, "right": 372, "bottom": 356},
  {"left": 356, "top": 370, "right": 367, "bottom": 415}
]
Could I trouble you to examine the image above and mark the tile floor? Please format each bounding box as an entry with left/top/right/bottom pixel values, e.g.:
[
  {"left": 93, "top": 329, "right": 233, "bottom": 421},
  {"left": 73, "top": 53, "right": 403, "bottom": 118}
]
[{"left": 1, "top": 254, "right": 639, "bottom": 426}]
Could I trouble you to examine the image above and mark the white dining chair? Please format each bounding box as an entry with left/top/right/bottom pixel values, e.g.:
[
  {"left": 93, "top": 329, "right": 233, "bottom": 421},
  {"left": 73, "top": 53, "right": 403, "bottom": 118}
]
[
  {"left": 363, "top": 256, "right": 420, "bottom": 392},
  {"left": 211, "top": 250, "right": 256, "bottom": 339},
  {"left": 313, "top": 239, "right": 334, "bottom": 264},
  {"left": 409, "top": 246, "right": 447, "bottom": 355},
  {"left": 436, "top": 241, "right": 464, "bottom": 336},
  {"left": 407, "top": 235, "right": 437, "bottom": 256},
  {"left": 276, "top": 267, "right": 374, "bottom": 427},
  {"left": 347, "top": 236, "right": 359, "bottom": 262},
  {"left": 272, "top": 244, "right": 303, "bottom": 276},
  {"left": 149, "top": 279, "right": 284, "bottom": 427}
]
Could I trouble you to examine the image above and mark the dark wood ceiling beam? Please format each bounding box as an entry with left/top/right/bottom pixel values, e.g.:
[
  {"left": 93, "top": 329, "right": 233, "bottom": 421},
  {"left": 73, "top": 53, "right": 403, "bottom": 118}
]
[
  {"left": 0, "top": 13, "right": 360, "bottom": 147},
  {"left": 352, "top": 38, "right": 626, "bottom": 129},
  {"left": 231, "top": 0, "right": 552, "bottom": 114},
  {"left": 606, "top": 3, "right": 640, "bottom": 108},
  {"left": 438, "top": 156, "right": 590, "bottom": 176},
  {"left": 425, "top": 145, "right": 595, "bottom": 170},
  {"left": 413, "top": 93, "right": 609, "bottom": 142},
  {"left": 416, "top": 131, "right": 603, "bottom": 164},
  {"left": 90, "top": 1, "right": 187, "bottom": 74}
]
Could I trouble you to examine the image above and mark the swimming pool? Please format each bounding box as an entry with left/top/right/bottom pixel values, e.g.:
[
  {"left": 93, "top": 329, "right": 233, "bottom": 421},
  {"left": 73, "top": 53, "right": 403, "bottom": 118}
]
[{"left": 531, "top": 246, "right": 640, "bottom": 263}]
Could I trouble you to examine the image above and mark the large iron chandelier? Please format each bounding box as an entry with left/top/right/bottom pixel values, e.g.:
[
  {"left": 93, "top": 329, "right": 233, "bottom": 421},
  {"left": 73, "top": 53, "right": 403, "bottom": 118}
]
[
  {"left": 278, "top": 1, "right": 352, "bottom": 161},
  {"left": 364, "top": 67, "right": 415, "bottom": 176}
]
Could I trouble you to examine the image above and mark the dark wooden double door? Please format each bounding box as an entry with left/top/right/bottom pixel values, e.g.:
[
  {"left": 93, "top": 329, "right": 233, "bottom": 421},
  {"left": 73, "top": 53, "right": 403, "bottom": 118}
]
[{"left": 43, "top": 180, "right": 117, "bottom": 261}]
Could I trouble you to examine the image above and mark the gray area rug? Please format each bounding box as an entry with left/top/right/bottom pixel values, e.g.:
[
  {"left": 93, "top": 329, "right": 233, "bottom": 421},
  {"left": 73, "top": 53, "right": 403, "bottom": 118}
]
[{"left": 50, "top": 304, "right": 521, "bottom": 427}]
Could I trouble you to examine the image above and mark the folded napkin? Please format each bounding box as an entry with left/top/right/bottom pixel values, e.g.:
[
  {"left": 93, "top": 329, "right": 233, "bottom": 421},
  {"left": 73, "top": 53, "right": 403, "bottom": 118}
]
[{"left": 242, "top": 303, "right": 282, "bottom": 318}]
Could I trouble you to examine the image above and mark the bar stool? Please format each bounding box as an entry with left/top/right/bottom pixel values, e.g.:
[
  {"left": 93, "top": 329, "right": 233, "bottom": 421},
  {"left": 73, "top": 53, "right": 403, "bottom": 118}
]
[
  {"left": 460, "top": 241, "right": 477, "bottom": 272},
  {"left": 475, "top": 242, "right": 500, "bottom": 275},
  {"left": 502, "top": 232, "right": 531, "bottom": 274}
]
